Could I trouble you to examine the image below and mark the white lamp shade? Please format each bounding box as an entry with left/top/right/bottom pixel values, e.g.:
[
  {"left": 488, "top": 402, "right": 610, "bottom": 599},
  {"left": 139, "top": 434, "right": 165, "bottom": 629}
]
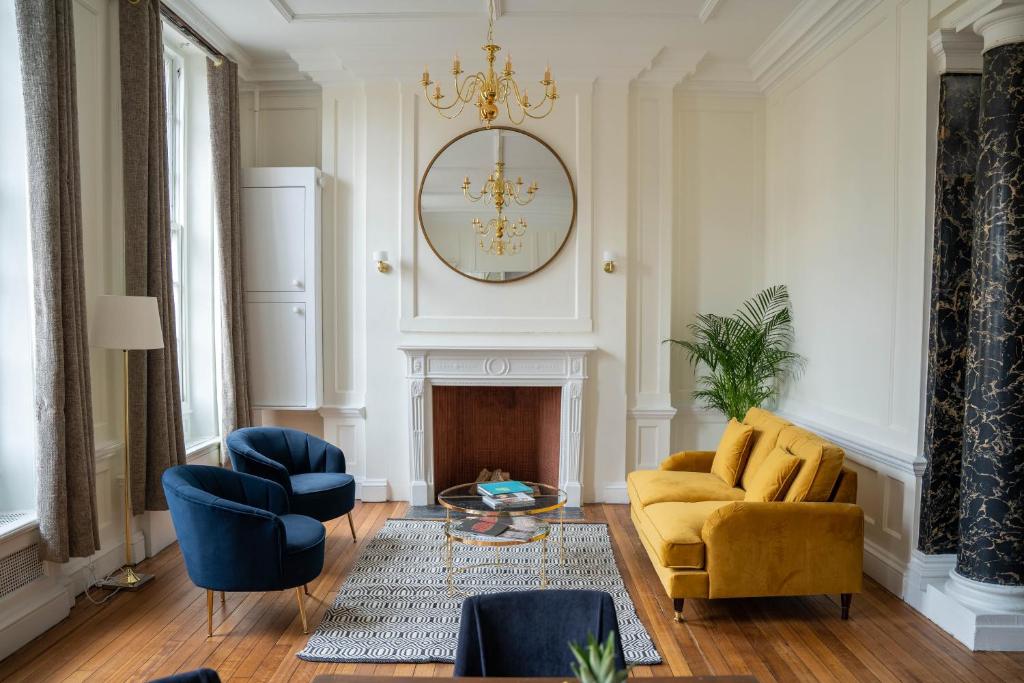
[{"left": 91, "top": 295, "right": 165, "bottom": 350}]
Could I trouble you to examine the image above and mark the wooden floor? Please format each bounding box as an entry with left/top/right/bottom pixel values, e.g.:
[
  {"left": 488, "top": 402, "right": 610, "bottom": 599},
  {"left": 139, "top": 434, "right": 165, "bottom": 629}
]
[{"left": 2, "top": 502, "right": 1022, "bottom": 682}]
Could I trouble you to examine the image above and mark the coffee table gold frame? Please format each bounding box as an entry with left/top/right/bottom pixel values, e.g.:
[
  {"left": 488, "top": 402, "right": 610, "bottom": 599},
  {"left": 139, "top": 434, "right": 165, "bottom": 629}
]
[{"left": 437, "top": 482, "right": 567, "bottom": 597}]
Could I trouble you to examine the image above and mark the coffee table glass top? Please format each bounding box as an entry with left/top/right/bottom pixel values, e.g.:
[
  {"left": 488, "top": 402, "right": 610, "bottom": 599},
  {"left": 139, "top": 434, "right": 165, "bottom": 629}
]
[{"left": 437, "top": 481, "right": 567, "bottom": 516}]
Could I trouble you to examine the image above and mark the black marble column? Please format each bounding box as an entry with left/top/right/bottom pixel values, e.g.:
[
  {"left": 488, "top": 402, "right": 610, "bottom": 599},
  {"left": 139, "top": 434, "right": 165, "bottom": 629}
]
[
  {"left": 958, "top": 43, "right": 1024, "bottom": 585},
  {"left": 920, "top": 73, "right": 982, "bottom": 555}
]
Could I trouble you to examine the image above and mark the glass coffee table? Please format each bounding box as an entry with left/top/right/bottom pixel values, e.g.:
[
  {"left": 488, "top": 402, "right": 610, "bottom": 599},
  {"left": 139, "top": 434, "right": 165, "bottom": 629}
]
[{"left": 437, "top": 481, "right": 567, "bottom": 596}]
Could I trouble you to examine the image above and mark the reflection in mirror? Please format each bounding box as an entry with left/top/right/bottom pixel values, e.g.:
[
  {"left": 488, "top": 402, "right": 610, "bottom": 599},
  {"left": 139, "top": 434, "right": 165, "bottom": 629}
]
[{"left": 418, "top": 127, "right": 576, "bottom": 282}]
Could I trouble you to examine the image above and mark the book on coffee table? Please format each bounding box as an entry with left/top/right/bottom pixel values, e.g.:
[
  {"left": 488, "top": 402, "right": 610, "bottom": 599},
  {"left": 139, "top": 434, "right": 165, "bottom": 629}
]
[
  {"left": 476, "top": 480, "right": 533, "bottom": 496},
  {"left": 456, "top": 518, "right": 509, "bottom": 537}
]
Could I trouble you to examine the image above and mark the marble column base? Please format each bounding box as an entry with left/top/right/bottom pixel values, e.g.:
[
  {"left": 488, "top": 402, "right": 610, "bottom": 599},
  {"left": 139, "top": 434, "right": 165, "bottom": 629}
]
[{"left": 919, "top": 570, "right": 1024, "bottom": 650}]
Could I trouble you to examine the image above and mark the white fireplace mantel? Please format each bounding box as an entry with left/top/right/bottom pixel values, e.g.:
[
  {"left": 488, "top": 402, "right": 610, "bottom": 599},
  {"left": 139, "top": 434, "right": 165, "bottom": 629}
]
[{"left": 398, "top": 345, "right": 595, "bottom": 507}]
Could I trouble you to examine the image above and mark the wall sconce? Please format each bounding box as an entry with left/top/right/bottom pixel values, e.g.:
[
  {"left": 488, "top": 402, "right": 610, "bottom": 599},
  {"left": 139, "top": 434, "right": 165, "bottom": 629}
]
[
  {"left": 372, "top": 251, "right": 391, "bottom": 273},
  {"left": 602, "top": 251, "right": 617, "bottom": 274}
]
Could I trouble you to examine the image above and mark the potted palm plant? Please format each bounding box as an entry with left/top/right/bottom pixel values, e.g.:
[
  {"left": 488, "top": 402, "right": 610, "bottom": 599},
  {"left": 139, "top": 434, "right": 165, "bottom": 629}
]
[{"left": 665, "top": 285, "right": 802, "bottom": 420}]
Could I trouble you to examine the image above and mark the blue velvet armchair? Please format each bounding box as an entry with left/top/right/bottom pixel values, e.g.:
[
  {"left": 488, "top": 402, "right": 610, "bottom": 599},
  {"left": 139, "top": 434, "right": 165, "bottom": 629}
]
[
  {"left": 162, "top": 465, "right": 326, "bottom": 636},
  {"left": 226, "top": 427, "right": 357, "bottom": 541},
  {"left": 454, "top": 590, "right": 626, "bottom": 677}
]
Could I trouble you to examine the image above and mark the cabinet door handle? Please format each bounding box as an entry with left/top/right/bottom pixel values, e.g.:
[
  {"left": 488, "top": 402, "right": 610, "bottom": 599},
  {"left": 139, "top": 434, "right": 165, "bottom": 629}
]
[
  {"left": 292, "top": 279, "right": 302, "bottom": 288},
  {"left": 292, "top": 306, "right": 303, "bottom": 315}
]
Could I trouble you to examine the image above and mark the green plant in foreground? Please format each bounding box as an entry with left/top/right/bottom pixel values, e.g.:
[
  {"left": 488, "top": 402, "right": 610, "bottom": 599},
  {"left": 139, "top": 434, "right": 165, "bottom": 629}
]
[
  {"left": 569, "top": 631, "right": 629, "bottom": 683},
  {"left": 665, "top": 284, "right": 802, "bottom": 421}
]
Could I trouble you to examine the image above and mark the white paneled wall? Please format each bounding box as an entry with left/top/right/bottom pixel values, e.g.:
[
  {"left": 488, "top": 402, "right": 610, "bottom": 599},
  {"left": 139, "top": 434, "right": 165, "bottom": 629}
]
[
  {"left": 764, "top": 0, "right": 930, "bottom": 596},
  {"left": 670, "top": 94, "right": 765, "bottom": 453}
]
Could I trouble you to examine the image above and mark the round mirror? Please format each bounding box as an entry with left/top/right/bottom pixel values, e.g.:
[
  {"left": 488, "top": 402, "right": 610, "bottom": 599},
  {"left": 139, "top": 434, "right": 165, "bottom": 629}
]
[{"left": 418, "top": 126, "right": 576, "bottom": 283}]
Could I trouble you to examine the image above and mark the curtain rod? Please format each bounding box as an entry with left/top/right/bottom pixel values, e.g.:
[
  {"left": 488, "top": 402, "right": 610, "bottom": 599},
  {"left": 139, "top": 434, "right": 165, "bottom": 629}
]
[{"left": 159, "top": 2, "right": 226, "bottom": 67}]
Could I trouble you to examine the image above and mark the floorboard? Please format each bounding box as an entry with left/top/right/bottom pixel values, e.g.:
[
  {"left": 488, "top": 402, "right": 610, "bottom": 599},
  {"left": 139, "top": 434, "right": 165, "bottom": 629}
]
[{"left": 2, "top": 502, "right": 1022, "bottom": 682}]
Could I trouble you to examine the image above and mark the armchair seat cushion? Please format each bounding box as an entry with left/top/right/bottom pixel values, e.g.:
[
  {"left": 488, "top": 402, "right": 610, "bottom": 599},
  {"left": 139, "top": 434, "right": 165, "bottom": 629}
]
[
  {"left": 289, "top": 472, "right": 356, "bottom": 522},
  {"left": 281, "top": 514, "right": 327, "bottom": 554},
  {"left": 636, "top": 501, "right": 732, "bottom": 569},
  {"left": 627, "top": 470, "right": 744, "bottom": 507}
]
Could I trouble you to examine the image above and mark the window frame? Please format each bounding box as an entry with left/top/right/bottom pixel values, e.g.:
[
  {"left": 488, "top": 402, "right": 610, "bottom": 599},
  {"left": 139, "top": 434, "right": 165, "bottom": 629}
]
[{"left": 162, "top": 42, "right": 192, "bottom": 439}]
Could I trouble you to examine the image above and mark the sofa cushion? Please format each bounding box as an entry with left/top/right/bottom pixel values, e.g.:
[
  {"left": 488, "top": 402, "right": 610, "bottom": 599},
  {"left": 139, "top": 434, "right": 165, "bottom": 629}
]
[
  {"left": 628, "top": 470, "right": 745, "bottom": 508},
  {"left": 777, "top": 426, "right": 845, "bottom": 502},
  {"left": 636, "top": 501, "right": 732, "bottom": 568},
  {"left": 739, "top": 408, "right": 792, "bottom": 490},
  {"left": 744, "top": 447, "right": 801, "bottom": 502},
  {"left": 710, "top": 419, "right": 755, "bottom": 487}
]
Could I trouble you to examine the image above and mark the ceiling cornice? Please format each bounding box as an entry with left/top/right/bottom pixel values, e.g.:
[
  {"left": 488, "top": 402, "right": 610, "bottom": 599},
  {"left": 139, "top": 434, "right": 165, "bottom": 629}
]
[
  {"left": 162, "top": 0, "right": 252, "bottom": 67},
  {"left": 698, "top": 0, "right": 725, "bottom": 24},
  {"left": 748, "top": 0, "right": 882, "bottom": 94},
  {"left": 267, "top": 0, "right": 704, "bottom": 24}
]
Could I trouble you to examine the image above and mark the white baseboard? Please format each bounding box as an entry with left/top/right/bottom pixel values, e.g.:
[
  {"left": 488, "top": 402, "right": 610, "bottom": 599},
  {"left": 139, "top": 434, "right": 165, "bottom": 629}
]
[
  {"left": 601, "top": 482, "right": 629, "bottom": 505},
  {"left": 0, "top": 576, "right": 70, "bottom": 661},
  {"left": 862, "top": 538, "right": 908, "bottom": 598},
  {"left": 904, "top": 550, "right": 956, "bottom": 613},
  {"left": 142, "top": 510, "right": 177, "bottom": 558},
  {"left": 357, "top": 478, "right": 389, "bottom": 502}
]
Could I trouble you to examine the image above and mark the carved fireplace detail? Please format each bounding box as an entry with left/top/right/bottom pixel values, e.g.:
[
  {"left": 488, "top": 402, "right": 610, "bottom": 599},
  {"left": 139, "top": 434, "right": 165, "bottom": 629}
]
[{"left": 399, "top": 346, "right": 592, "bottom": 507}]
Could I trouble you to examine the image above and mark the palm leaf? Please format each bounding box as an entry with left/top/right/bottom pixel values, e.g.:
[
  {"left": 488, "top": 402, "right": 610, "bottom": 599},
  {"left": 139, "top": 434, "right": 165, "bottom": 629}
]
[{"left": 664, "top": 285, "right": 803, "bottom": 420}]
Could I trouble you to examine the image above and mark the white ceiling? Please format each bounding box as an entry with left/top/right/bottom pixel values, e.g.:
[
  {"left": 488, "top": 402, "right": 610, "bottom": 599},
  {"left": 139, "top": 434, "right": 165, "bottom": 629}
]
[{"left": 171, "top": 0, "right": 820, "bottom": 89}]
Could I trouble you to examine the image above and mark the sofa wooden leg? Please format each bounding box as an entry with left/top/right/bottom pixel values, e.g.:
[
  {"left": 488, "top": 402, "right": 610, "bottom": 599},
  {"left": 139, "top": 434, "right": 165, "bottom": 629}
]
[
  {"left": 220, "top": 591, "right": 226, "bottom": 606},
  {"left": 206, "top": 590, "right": 214, "bottom": 637},
  {"left": 296, "top": 587, "right": 309, "bottom": 634},
  {"left": 304, "top": 583, "right": 310, "bottom": 596},
  {"left": 347, "top": 512, "right": 357, "bottom": 542},
  {"left": 841, "top": 593, "right": 852, "bottom": 620},
  {"left": 673, "top": 598, "right": 685, "bottom": 622}
]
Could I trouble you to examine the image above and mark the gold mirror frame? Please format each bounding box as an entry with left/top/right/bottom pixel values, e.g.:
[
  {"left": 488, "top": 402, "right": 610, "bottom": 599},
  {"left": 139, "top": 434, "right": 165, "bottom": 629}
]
[{"left": 417, "top": 126, "right": 577, "bottom": 284}]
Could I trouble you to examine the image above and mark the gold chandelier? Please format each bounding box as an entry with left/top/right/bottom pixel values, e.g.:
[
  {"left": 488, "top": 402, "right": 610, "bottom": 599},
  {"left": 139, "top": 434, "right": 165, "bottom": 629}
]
[
  {"left": 463, "top": 160, "right": 539, "bottom": 255},
  {"left": 420, "top": 0, "right": 558, "bottom": 127}
]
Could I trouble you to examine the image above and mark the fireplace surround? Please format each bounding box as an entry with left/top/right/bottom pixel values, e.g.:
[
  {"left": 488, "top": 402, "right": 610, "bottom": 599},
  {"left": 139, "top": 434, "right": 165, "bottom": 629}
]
[{"left": 399, "top": 346, "right": 592, "bottom": 507}]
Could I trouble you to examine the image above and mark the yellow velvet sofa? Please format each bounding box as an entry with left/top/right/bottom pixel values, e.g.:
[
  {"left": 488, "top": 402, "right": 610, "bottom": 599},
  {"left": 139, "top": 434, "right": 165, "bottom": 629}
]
[{"left": 627, "top": 408, "right": 863, "bottom": 621}]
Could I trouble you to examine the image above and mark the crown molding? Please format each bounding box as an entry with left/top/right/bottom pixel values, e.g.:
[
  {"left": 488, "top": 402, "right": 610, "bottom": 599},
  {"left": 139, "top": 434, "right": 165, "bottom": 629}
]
[
  {"left": 268, "top": 0, "right": 703, "bottom": 23},
  {"left": 748, "top": 0, "right": 882, "bottom": 94},
  {"left": 290, "top": 42, "right": 665, "bottom": 84},
  {"left": 698, "top": 0, "right": 725, "bottom": 24},
  {"left": 940, "top": 0, "right": 1008, "bottom": 30},
  {"left": 162, "top": 0, "right": 252, "bottom": 67},
  {"left": 636, "top": 48, "right": 707, "bottom": 85},
  {"left": 238, "top": 58, "right": 311, "bottom": 83},
  {"left": 929, "top": 28, "right": 984, "bottom": 73}
]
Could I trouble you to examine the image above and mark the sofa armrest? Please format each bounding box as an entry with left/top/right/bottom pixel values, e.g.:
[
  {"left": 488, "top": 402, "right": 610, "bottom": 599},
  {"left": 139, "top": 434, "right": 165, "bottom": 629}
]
[
  {"left": 701, "top": 502, "right": 864, "bottom": 599},
  {"left": 659, "top": 450, "right": 715, "bottom": 472}
]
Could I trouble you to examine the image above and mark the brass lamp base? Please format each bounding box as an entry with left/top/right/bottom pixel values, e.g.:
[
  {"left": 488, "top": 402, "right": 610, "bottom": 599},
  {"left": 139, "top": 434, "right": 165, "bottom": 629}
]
[{"left": 95, "top": 565, "right": 154, "bottom": 592}]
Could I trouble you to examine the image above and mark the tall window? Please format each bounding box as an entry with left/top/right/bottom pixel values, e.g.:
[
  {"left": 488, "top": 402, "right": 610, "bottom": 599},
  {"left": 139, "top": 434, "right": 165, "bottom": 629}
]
[
  {"left": 164, "top": 45, "right": 190, "bottom": 435},
  {"left": 161, "top": 33, "right": 218, "bottom": 449}
]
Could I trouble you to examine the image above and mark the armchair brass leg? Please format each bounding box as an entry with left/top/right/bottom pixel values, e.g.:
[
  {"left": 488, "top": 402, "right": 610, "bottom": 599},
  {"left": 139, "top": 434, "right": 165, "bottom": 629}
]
[
  {"left": 296, "top": 587, "right": 309, "bottom": 634},
  {"left": 206, "top": 589, "right": 214, "bottom": 637},
  {"left": 673, "top": 598, "right": 685, "bottom": 622},
  {"left": 347, "top": 512, "right": 357, "bottom": 542}
]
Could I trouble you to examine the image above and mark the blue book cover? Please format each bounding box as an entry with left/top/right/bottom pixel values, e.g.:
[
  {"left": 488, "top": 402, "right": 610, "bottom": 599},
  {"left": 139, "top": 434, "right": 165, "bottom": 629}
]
[{"left": 477, "top": 480, "right": 532, "bottom": 495}]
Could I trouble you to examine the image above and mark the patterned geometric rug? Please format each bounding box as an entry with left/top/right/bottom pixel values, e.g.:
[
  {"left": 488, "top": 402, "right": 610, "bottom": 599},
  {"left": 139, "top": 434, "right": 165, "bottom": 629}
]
[{"left": 297, "top": 519, "right": 661, "bottom": 664}]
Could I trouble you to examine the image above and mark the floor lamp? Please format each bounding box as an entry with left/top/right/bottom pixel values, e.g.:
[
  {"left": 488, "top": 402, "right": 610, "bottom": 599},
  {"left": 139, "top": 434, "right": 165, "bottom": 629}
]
[{"left": 91, "top": 295, "right": 164, "bottom": 590}]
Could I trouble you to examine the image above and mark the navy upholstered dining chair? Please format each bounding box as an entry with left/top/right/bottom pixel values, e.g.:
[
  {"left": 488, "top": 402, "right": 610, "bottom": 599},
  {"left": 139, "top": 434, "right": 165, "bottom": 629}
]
[
  {"left": 162, "top": 465, "right": 326, "bottom": 636},
  {"left": 226, "top": 427, "right": 357, "bottom": 541},
  {"left": 454, "top": 590, "right": 627, "bottom": 677}
]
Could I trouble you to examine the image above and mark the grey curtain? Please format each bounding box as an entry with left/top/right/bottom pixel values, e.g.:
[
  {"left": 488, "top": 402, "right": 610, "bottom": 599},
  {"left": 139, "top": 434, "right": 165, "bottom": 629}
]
[
  {"left": 207, "top": 58, "right": 253, "bottom": 440},
  {"left": 119, "top": 0, "right": 186, "bottom": 512},
  {"left": 15, "top": 0, "right": 101, "bottom": 561}
]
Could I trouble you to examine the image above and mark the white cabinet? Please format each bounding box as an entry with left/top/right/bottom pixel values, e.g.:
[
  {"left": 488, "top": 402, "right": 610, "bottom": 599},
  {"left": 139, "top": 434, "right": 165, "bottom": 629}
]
[{"left": 242, "top": 167, "right": 322, "bottom": 409}]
